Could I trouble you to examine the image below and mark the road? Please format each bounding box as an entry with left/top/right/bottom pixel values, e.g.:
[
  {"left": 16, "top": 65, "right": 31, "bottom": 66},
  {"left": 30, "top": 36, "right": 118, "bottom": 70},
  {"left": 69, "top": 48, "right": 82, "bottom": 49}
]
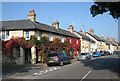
[{"left": 2, "top": 55, "right": 120, "bottom": 81}]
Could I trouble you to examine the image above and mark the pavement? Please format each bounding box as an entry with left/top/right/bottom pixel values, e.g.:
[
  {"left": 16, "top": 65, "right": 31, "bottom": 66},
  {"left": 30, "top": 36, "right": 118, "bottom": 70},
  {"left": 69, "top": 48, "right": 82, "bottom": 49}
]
[{"left": 2, "top": 54, "right": 120, "bottom": 81}]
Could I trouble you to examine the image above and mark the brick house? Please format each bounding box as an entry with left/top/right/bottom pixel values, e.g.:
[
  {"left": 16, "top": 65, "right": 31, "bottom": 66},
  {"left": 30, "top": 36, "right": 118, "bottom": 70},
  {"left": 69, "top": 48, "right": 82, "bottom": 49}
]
[{"left": 0, "top": 10, "right": 80, "bottom": 64}]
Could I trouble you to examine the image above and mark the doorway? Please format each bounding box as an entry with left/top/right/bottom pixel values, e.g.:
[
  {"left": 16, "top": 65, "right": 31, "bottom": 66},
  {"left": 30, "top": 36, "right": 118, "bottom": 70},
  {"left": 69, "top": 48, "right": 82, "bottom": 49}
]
[{"left": 25, "top": 48, "right": 31, "bottom": 64}]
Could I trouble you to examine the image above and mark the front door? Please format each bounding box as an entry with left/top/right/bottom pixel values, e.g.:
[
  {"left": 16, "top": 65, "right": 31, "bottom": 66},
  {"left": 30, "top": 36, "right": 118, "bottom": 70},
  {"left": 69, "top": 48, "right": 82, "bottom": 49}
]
[{"left": 25, "top": 48, "right": 31, "bottom": 63}]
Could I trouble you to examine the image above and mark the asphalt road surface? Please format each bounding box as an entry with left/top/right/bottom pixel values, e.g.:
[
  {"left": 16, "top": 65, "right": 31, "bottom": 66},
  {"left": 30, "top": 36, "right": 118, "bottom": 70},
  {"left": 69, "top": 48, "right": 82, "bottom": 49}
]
[{"left": 2, "top": 55, "right": 120, "bottom": 81}]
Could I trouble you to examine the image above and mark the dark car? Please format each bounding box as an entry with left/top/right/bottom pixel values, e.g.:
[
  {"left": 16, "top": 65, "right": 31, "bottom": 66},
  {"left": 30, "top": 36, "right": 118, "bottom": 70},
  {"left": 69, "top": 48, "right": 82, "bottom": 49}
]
[
  {"left": 46, "top": 52, "right": 71, "bottom": 66},
  {"left": 106, "top": 51, "right": 111, "bottom": 55},
  {"left": 113, "top": 51, "right": 118, "bottom": 54},
  {"left": 100, "top": 51, "right": 107, "bottom": 56},
  {"left": 118, "top": 51, "right": 120, "bottom": 57}
]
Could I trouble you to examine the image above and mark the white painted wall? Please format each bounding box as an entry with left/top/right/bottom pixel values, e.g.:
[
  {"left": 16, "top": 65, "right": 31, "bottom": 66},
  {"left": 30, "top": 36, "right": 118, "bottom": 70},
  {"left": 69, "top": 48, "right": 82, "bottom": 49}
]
[{"left": 86, "top": 33, "right": 97, "bottom": 51}]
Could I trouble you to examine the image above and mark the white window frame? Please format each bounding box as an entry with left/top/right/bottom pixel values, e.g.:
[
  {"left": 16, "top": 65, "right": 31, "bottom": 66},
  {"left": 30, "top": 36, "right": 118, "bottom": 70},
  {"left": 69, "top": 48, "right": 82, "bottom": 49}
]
[
  {"left": 76, "top": 39, "right": 78, "bottom": 44},
  {"left": 82, "top": 39, "right": 84, "bottom": 44},
  {"left": 99, "top": 42, "right": 100, "bottom": 45},
  {"left": 70, "top": 38, "right": 71, "bottom": 43},
  {"left": 36, "top": 30, "right": 40, "bottom": 40},
  {"left": 24, "top": 30, "right": 30, "bottom": 40},
  {"left": 49, "top": 33, "right": 53, "bottom": 41},
  {"left": 1, "top": 31, "right": 9, "bottom": 41},
  {"left": 61, "top": 35, "right": 64, "bottom": 43}
]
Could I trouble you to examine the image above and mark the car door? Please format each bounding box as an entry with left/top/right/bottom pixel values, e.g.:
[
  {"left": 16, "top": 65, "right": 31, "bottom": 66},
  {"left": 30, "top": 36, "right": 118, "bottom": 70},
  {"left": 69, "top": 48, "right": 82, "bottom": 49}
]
[
  {"left": 63, "top": 53, "right": 68, "bottom": 63},
  {"left": 88, "top": 53, "right": 91, "bottom": 59}
]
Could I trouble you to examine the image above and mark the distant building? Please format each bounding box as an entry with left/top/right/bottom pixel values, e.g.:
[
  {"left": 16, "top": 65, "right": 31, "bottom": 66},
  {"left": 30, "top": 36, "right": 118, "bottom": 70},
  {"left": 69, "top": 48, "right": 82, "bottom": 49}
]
[{"left": 86, "top": 29, "right": 104, "bottom": 52}]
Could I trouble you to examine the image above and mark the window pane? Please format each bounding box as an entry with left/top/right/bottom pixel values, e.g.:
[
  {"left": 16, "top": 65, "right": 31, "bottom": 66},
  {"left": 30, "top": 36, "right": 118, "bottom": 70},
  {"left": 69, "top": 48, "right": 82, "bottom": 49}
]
[
  {"left": 26, "top": 31, "right": 29, "bottom": 38},
  {"left": 2, "top": 31, "right": 5, "bottom": 40},
  {"left": 6, "top": 31, "right": 9, "bottom": 36}
]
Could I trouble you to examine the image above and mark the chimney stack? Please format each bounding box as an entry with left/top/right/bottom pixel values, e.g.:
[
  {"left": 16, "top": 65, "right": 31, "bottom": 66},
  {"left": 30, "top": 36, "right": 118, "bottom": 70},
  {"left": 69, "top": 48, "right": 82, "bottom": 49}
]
[
  {"left": 110, "top": 38, "right": 115, "bottom": 41},
  {"left": 68, "top": 25, "right": 74, "bottom": 33},
  {"left": 80, "top": 29, "right": 82, "bottom": 33},
  {"left": 84, "top": 30, "right": 86, "bottom": 35},
  {"left": 106, "top": 37, "right": 109, "bottom": 41},
  {"left": 52, "top": 20, "right": 59, "bottom": 29},
  {"left": 89, "top": 29, "right": 94, "bottom": 34},
  {"left": 27, "top": 10, "right": 36, "bottom": 22},
  {"left": 100, "top": 35, "right": 104, "bottom": 39}
]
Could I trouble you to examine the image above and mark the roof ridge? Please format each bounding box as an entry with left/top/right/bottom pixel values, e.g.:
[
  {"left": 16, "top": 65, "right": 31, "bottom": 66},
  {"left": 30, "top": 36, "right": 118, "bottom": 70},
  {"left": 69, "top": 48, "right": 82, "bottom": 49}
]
[{"left": 0, "top": 19, "right": 29, "bottom": 22}]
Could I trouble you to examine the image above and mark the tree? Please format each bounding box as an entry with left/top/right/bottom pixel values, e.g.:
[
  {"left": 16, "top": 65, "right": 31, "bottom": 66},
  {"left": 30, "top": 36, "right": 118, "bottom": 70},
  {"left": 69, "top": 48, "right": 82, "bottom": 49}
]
[{"left": 90, "top": 2, "right": 120, "bottom": 19}]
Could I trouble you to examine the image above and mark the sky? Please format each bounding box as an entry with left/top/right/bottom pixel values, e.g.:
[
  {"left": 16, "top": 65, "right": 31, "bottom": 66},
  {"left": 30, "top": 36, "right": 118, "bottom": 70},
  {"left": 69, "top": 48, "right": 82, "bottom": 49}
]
[{"left": 1, "top": 2, "right": 118, "bottom": 42}]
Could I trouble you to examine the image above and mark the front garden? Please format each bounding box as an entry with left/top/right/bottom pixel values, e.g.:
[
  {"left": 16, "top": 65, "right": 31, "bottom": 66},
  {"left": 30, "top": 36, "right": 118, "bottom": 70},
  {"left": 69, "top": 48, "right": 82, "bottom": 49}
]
[{"left": 1, "top": 35, "right": 80, "bottom": 64}]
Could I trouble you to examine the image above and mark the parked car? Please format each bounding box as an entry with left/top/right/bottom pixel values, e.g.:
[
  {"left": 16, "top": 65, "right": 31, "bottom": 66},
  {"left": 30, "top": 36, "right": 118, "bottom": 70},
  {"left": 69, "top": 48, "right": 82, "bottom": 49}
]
[
  {"left": 92, "top": 52, "right": 101, "bottom": 57},
  {"left": 118, "top": 51, "right": 120, "bottom": 57},
  {"left": 77, "top": 53, "right": 91, "bottom": 61},
  {"left": 113, "top": 51, "right": 118, "bottom": 54},
  {"left": 46, "top": 52, "right": 71, "bottom": 66},
  {"left": 106, "top": 51, "right": 111, "bottom": 55},
  {"left": 100, "top": 51, "right": 107, "bottom": 56}
]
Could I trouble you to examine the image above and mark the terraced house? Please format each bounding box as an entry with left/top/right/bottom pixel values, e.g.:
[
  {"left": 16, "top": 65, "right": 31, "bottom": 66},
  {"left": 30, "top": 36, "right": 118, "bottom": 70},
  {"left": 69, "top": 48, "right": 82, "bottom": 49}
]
[
  {"left": 86, "top": 29, "right": 105, "bottom": 52},
  {"left": 73, "top": 29, "right": 95, "bottom": 53},
  {"left": 0, "top": 10, "right": 80, "bottom": 64},
  {"left": 106, "top": 38, "right": 118, "bottom": 53}
]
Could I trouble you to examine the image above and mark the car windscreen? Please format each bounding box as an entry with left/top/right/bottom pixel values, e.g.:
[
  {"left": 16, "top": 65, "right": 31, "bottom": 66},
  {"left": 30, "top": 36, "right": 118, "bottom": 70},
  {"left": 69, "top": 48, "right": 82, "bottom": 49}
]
[
  {"left": 81, "top": 53, "right": 86, "bottom": 55},
  {"left": 100, "top": 51, "right": 103, "bottom": 53},
  {"left": 48, "top": 53, "right": 58, "bottom": 57},
  {"left": 93, "top": 52, "right": 97, "bottom": 55}
]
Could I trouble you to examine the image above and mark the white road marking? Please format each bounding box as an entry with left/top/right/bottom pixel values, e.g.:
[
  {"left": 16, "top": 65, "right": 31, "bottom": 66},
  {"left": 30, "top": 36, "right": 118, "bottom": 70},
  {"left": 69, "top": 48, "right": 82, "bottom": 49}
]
[
  {"left": 43, "top": 70, "right": 49, "bottom": 73},
  {"left": 33, "top": 66, "right": 62, "bottom": 76},
  {"left": 80, "top": 71, "right": 91, "bottom": 81}
]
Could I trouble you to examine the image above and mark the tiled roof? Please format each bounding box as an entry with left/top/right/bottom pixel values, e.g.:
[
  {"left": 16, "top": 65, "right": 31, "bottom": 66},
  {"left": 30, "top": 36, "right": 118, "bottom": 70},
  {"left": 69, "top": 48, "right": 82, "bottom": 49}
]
[
  {"left": 86, "top": 32, "right": 105, "bottom": 42},
  {"left": 74, "top": 31, "right": 95, "bottom": 43},
  {"left": 0, "top": 19, "right": 79, "bottom": 38},
  {"left": 108, "top": 41, "right": 117, "bottom": 46},
  {"left": 103, "top": 39, "right": 110, "bottom": 45}
]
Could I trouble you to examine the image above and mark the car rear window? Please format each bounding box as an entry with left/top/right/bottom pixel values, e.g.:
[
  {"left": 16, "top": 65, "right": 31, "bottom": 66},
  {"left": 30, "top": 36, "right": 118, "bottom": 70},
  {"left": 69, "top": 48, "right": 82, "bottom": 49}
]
[
  {"left": 48, "top": 53, "right": 58, "bottom": 57},
  {"left": 81, "top": 53, "right": 86, "bottom": 55}
]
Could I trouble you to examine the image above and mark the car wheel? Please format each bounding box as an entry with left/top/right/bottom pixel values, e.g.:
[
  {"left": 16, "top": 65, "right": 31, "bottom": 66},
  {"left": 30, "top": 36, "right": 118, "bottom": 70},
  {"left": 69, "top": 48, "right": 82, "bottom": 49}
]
[
  {"left": 59, "top": 61, "right": 64, "bottom": 66},
  {"left": 47, "top": 64, "right": 51, "bottom": 67}
]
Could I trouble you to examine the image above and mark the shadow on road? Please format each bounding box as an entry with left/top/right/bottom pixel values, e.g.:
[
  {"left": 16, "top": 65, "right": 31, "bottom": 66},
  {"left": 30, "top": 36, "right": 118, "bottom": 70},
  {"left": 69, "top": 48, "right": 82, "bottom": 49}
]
[
  {"left": 80, "top": 55, "right": 120, "bottom": 77},
  {"left": 2, "top": 64, "right": 44, "bottom": 78}
]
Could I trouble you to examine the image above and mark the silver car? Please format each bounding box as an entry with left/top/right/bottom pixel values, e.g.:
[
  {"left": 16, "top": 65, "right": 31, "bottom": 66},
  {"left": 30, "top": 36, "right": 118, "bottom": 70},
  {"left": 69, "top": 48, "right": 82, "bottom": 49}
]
[{"left": 77, "top": 53, "right": 91, "bottom": 61}]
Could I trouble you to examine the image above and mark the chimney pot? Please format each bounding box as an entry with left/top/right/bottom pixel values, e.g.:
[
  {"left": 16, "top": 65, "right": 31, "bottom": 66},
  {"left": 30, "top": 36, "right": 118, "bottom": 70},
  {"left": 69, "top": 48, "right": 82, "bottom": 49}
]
[
  {"left": 80, "top": 29, "right": 82, "bottom": 33},
  {"left": 30, "top": 10, "right": 31, "bottom": 13},
  {"left": 68, "top": 25, "right": 74, "bottom": 33},
  {"left": 32, "top": 10, "right": 34, "bottom": 13},
  {"left": 89, "top": 29, "right": 94, "bottom": 34}
]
